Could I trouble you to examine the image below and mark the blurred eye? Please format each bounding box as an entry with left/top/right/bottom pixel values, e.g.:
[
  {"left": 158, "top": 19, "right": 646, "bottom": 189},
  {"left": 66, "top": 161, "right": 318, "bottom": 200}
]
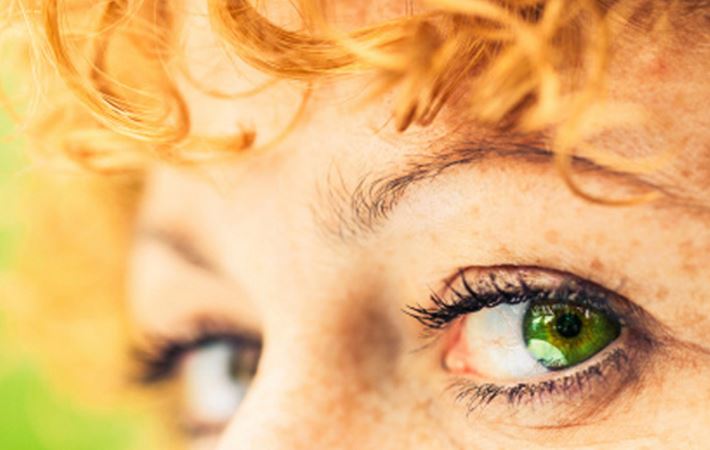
[
  {"left": 136, "top": 331, "right": 261, "bottom": 435},
  {"left": 182, "top": 340, "right": 260, "bottom": 428},
  {"left": 445, "top": 299, "right": 621, "bottom": 380}
]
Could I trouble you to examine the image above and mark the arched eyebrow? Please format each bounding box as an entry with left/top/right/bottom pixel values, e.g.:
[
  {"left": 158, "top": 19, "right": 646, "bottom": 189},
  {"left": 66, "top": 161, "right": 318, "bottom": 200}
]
[
  {"left": 317, "top": 142, "right": 698, "bottom": 242},
  {"left": 135, "top": 226, "right": 221, "bottom": 275}
]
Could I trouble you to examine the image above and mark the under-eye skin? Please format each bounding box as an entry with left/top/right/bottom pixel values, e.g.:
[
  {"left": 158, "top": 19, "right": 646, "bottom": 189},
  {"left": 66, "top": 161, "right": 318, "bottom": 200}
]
[
  {"left": 405, "top": 265, "right": 658, "bottom": 421},
  {"left": 133, "top": 322, "right": 261, "bottom": 436}
]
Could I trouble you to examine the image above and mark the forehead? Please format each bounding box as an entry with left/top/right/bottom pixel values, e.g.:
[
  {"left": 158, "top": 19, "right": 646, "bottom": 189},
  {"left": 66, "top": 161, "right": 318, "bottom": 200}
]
[{"left": 177, "top": 0, "right": 709, "bottom": 207}]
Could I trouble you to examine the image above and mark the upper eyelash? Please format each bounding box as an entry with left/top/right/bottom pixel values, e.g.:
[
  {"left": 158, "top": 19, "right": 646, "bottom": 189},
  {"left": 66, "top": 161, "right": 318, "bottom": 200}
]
[
  {"left": 404, "top": 266, "right": 620, "bottom": 331},
  {"left": 132, "top": 323, "right": 260, "bottom": 385}
]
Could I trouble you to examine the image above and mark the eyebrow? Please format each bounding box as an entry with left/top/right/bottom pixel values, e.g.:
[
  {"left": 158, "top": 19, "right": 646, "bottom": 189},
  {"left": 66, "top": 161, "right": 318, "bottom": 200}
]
[
  {"left": 136, "top": 227, "right": 220, "bottom": 275},
  {"left": 140, "top": 141, "right": 706, "bottom": 263},
  {"left": 317, "top": 140, "right": 688, "bottom": 242}
]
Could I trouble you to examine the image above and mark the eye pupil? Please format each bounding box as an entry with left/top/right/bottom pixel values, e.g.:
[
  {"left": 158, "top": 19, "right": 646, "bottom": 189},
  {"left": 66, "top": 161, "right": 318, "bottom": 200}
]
[{"left": 554, "top": 312, "right": 582, "bottom": 338}]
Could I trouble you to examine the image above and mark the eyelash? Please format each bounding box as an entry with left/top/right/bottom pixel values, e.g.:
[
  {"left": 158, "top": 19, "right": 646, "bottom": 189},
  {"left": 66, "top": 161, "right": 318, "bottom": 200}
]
[
  {"left": 405, "top": 267, "right": 623, "bottom": 331},
  {"left": 133, "top": 321, "right": 259, "bottom": 385},
  {"left": 404, "top": 266, "right": 651, "bottom": 411}
]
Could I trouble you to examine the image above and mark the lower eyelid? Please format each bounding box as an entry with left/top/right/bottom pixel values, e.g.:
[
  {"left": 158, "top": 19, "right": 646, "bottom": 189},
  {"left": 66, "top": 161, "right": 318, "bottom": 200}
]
[{"left": 446, "top": 328, "right": 652, "bottom": 428}]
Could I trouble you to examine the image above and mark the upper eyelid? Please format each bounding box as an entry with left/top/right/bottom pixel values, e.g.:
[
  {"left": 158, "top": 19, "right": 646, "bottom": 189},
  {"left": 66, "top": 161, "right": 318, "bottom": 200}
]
[
  {"left": 131, "top": 235, "right": 263, "bottom": 332},
  {"left": 405, "top": 265, "right": 651, "bottom": 333},
  {"left": 405, "top": 265, "right": 538, "bottom": 330},
  {"left": 133, "top": 325, "right": 261, "bottom": 385}
]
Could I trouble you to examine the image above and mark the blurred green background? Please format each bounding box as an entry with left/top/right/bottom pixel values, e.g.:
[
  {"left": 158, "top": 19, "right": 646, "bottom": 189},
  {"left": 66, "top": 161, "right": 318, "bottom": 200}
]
[{"left": 0, "top": 105, "right": 141, "bottom": 449}]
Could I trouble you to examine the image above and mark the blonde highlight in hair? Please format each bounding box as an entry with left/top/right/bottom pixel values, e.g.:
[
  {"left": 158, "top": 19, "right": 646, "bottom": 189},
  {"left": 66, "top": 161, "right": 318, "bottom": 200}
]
[{"left": 1, "top": 0, "right": 691, "bottom": 178}]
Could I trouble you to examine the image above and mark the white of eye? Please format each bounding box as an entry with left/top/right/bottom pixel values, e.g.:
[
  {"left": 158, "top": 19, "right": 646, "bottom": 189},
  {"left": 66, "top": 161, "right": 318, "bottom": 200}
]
[
  {"left": 446, "top": 303, "right": 548, "bottom": 380},
  {"left": 182, "top": 342, "right": 248, "bottom": 425}
]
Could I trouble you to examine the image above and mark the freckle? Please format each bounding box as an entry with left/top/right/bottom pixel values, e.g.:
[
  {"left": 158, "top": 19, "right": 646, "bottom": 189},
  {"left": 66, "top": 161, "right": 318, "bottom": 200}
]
[
  {"left": 590, "top": 258, "right": 604, "bottom": 272},
  {"left": 544, "top": 229, "right": 559, "bottom": 244},
  {"left": 497, "top": 244, "right": 512, "bottom": 257},
  {"left": 651, "top": 57, "right": 669, "bottom": 79},
  {"left": 656, "top": 286, "right": 669, "bottom": 301},
  {"left": 682, "top": 262, "right": 698, "bottom": 276},
  {"left": 593, "top": 233, "right": 606, "bottom": 245},
  {"left": 678, "top": 239, "right": 694, "bottom": 253}
]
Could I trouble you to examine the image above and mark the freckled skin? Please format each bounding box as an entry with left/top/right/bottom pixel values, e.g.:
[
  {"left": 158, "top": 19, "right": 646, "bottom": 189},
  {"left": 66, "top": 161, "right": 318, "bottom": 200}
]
[
  {"left": 129, "top": 1, "right": 710, "bottom": 449},
  {"left": 590, "top": 258, "right": 605, "bottom": 272}
]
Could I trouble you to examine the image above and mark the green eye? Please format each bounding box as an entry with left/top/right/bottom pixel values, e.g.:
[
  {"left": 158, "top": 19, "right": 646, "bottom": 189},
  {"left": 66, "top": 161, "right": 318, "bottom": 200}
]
[{"left": 522, "top": 301, "right": 621, "bottom": 370}]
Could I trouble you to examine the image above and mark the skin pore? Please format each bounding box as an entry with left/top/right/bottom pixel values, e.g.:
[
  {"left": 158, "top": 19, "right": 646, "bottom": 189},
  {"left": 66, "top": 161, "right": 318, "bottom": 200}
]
[{"left": 128, "top": 1, "right": 709, "bottom": 449}]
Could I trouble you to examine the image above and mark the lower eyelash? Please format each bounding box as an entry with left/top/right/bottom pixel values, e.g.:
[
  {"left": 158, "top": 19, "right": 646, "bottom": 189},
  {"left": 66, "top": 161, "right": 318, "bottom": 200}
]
[{"left": 448, "top": 348, "right": 630, "bottom": 414}]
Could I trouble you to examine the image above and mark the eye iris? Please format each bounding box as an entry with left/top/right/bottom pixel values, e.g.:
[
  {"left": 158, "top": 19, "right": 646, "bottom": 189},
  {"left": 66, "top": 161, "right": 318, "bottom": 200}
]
[
  {"left": 522, "top": 302, "right": 620, "bottom": 370},
  {"left": 228, "top": 342, "right": 261, "bottom": 383}
]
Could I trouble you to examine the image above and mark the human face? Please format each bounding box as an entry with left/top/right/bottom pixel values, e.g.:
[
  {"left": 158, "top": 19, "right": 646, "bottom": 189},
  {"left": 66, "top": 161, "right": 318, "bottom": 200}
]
[{"left": 128, "top": 1, "right": 710, "bottom": 449}]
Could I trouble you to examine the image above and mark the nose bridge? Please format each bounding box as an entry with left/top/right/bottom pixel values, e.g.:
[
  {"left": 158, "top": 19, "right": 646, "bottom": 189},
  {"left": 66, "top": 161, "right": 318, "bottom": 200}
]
[
  {"left": 215, "top": 297, "right": 404, "bottom": 450},
  {"left": 215, "top": 344, "right": 379, "bottom": 450}
]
